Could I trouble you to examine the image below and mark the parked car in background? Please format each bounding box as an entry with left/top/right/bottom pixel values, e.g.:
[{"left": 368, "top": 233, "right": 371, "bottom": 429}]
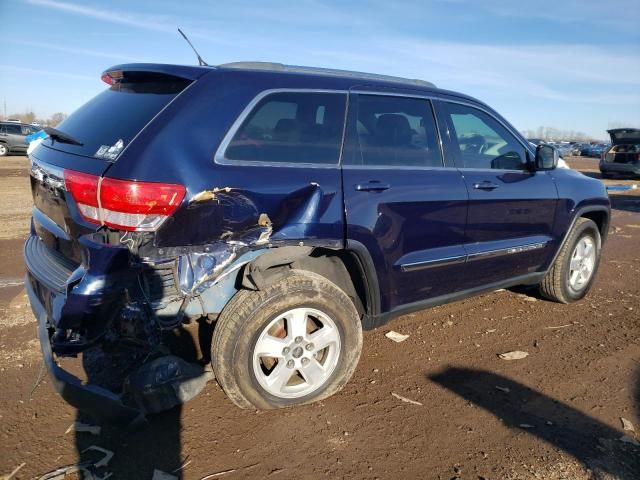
[
  {"left": 554, "top": 143, "right": 573, "bottom": 157},
  {"left": 579, "top": 144, "right": 594, "bottom": 156},
  {"left": 527, "top": 138, "right": 546, "bottom": 146},
  {"left": 587, "top": 144, "right": 608, "bottom": 158},
  {"left": 582, "top": 143, "right": 604, "bottom": 157},
  {"left": 600, "top": 128, "right": 640, "bottom": 178},
  {"left": 572, "top": 143, "right": 588, "bottom": 156},
  {"left": 25, "top": 61, "right": 610, "bottom": 423},
  {"left": 0, "top": 121, "right": 40, "bottom": 156}
]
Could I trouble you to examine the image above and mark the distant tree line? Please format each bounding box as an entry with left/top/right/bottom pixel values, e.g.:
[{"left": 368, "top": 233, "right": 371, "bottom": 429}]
[
  {"left": 0, "top": 111, "right": 67, "bottom": 127},
  {"left": 520, "top": 126, "right": 599, "bottom": 143}
]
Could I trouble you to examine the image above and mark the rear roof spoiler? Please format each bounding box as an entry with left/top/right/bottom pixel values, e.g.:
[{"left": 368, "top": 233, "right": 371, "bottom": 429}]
[{"left": 102, "top": 63, "right": 213, "bottom": 82}]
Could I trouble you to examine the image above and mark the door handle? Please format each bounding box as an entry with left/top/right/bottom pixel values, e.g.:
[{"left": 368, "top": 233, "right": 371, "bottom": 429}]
[
  {"left": 355, "top": 181, "right": 391, "bottom": 192},
  {"left": 473, "top": 181, "right": 500, "bottom": 191}
]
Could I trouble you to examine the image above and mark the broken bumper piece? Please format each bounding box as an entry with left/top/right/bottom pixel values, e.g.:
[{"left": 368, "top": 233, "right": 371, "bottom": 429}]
[
  {"left": 28, "top": 278, "right": 144, "bottom": 426},
  {"left": 29, "top": 278, "right": 212, "bottom": 424}
]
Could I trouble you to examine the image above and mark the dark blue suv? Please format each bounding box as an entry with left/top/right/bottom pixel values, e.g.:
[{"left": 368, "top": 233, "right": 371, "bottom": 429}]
[{"left": 25, "top": 62, "right": 610, "bottom": 422}]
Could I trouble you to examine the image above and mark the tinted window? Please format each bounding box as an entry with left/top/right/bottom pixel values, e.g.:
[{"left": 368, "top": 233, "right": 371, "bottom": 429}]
[
  {"left": 345, "top": 94, "right": 442, "bottom": 167},
  {"left": 225, "top": 92, "right": 347, "bottom": 165},
  {"left": 4, "top": 124, "right": 23, "bottom": 135},
  {"left": 42, "top": 73, "right": 191, "bottom": 159},
  {"left": 443, "top": 103, "right": 527, "bottom": 170}
]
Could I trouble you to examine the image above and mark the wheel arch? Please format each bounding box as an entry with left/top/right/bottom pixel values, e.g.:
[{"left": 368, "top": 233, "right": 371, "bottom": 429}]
[
  {"left": 579, "top": 208, "right": 609, "bottom": 242},
  {"left": 546, "top": 205, "right": 610, "bottom": 273},
  {"left": 238, "top": 242, "right": 381, "bottom": 324}
]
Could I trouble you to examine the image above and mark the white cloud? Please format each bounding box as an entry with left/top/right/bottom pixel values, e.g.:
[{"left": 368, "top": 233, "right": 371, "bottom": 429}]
[
  {"left": 0, "top": 64, "right": 95, "bottom": 81},
  {"left": 288, "top": 38, "right": 640, "bottom": 105},
  {"left": 27, "top": 0, "right": 175, "bottom": 33},
  {"left": 26, "top": 0, "right": 250, "bottom": 48},
  {"left": 11, "top": 40, "right": 139, "bottom": 62},
  {"left": 437, "top": 0, "right": 640, "bottom": 33}
]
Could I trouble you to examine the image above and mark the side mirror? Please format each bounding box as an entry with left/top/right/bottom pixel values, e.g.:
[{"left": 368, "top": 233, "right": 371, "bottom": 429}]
[{"left": 535, "top": 144, "right": 558, "bottom": 170}]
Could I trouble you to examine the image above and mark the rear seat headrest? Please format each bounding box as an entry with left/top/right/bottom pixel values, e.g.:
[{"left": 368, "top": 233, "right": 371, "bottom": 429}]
[{"left": 376, "top": 114, "right": 412, "bottom": 146}]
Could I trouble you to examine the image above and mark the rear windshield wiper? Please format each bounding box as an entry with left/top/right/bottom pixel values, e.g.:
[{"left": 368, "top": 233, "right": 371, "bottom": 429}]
[{"left": 44, "top": 127, "right": 84, "bottom": 146}]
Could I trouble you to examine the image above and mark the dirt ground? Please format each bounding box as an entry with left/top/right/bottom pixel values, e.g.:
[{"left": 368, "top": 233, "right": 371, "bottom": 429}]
[{"left": 0, "top": 155, "right": 638, "bottom": 480}]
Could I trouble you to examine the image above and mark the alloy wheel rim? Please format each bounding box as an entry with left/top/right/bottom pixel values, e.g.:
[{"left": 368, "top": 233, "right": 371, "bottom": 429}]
[
  {"left": 252, "top": 307, "right": 341, "bottom": 399},
  {"left": 568, "top": 236, "right": 596, "bottom": 291},
  {"left": 0, "top": 145, "right": 6, "bottom": 155}
]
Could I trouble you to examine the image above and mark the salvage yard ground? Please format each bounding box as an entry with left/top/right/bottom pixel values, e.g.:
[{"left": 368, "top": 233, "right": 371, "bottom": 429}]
[{"left": 0, "top": 156, "right": 638, "bottom": 479}]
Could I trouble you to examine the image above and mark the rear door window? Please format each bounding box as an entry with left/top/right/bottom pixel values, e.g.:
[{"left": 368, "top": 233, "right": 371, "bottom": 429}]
[
  {"left": 441, "top": 102, "right": 527, "bottom": 170},
  {"left": 5, "top": 124, "right": 23, "bottom": 135},
  {"left": 223, "top": 91, "right": 347, "bottom": 165},
  {"left": 42, "top": 73, "right": 192, "bottom": 160},
  {"left": 344, "top": 94, "right": 442, "bottom": 168}
]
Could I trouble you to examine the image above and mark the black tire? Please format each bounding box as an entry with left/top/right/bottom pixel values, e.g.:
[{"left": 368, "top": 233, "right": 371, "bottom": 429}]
[
  {"left": 539, "top": 218, "right": 602, "bottom": 303},
  {"left": 0, "top": 143, "right": 8, "bottom": 157},
  {"left": 600, "top": 172, "right": 611, "bottom": 179},
  {"left": 211, "top": 270, "right": 362, "bottom": 409}
]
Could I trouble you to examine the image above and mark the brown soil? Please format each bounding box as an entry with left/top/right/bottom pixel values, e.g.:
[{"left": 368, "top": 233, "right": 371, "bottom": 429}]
[{"left": 0, "top": 156, "right": 638, "bottom": 479}]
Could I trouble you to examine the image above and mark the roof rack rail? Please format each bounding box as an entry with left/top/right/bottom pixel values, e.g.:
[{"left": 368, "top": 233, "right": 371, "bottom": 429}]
[{"left": 217, "top": 61, "right": 435, "bottom": 88}]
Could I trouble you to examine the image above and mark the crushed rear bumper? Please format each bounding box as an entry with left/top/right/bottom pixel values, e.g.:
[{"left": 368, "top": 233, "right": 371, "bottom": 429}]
[{"left": 26, "top": 274, "right": 144, "bottom": 425}]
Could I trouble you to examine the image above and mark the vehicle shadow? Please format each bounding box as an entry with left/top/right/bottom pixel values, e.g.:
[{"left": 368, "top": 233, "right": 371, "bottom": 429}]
[
  {"left": 609, "top": 193, "right": 640, "bottom": 213},
  {"left": 75, "top": 406, "right": 184, "bottom": 478},
  {"left": 428, "top": 367, "right": 640, "bottom": 479},
  {"left": 67, "top": 255, "right": 214, "bottom": 479},
  {"left": 578, "top": 170, "right": 603, "bottom": 180},
  {"left": 72, "top": 322, "right": 204, "bottom": 478}
]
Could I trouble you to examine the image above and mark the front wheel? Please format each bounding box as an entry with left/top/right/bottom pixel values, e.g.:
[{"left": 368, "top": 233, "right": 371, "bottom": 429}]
[
  {"left": 211, "top": 270, "right": 362, "bottom": 409},
  {"left": 0, "top": 144, "right": 8, "bottom": 157},
  {"left": 539, "top": 218, "right": 602, "bottom": 303}
]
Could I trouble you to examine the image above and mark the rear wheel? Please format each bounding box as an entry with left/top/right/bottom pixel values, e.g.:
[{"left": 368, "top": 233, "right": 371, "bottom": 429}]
[
  {"left": 211, "top": 270, "right": 362, "bottom": 409},
  {"left": 0, "top": 144, "right": 8, "bottom": 157},
  {"left": 539, "top": 218, "right": 601, "bottom": 303}
]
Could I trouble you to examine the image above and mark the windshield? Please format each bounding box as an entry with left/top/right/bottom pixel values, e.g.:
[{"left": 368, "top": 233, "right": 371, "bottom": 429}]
[{"left": 42, "top": 73, "right": 191, "bottom": 159}]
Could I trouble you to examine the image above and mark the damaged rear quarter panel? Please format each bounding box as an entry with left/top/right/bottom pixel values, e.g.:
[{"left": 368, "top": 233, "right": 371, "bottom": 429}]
[{"left": 103, "top": 70, "right": 345, "bottom": 249}]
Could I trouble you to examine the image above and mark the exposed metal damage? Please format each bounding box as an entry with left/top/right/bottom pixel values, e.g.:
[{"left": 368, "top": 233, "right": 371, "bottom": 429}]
[{"left": 52, "top": 182, "right": 331, "bottom": 422}]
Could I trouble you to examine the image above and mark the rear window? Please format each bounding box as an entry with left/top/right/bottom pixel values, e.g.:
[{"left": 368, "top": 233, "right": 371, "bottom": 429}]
[
  {"left": 223, "top": 91, "right": 347, "bottom": 165},
  {"left": 4, "top": 124, "right": 23, "bottom": 135},
  {"left": 344, "top": 94, "right": 442, "bottom": 168},
  {"left": 43, "top": 72, "right": 191, "bottom": 159}
]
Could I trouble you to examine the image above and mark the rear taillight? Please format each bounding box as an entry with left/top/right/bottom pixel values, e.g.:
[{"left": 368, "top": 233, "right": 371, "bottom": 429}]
[
  {"left": 64, "top": 169, "right": 185, "bottom": 231},
  {"left": 64, "top": 170, "right": 100, "bottom": 224},
  {"left": 99, "top": 177, "right": 186, "bottom": 231}
]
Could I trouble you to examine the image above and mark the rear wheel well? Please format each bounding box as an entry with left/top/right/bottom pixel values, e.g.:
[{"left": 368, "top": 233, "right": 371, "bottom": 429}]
[{"left": 240, "top": 247, "right": 370, "bottom": 319}]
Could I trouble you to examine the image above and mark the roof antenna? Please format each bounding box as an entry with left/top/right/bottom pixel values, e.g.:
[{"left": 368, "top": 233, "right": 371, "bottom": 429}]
[{"left": 177, "top": 28, "right": 209, "bottom": 66}]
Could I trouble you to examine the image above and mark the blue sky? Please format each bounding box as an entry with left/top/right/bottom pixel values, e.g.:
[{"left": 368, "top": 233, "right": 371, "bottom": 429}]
[{"left": 1, "top": 0, "right": 639, "bottom": 139}]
